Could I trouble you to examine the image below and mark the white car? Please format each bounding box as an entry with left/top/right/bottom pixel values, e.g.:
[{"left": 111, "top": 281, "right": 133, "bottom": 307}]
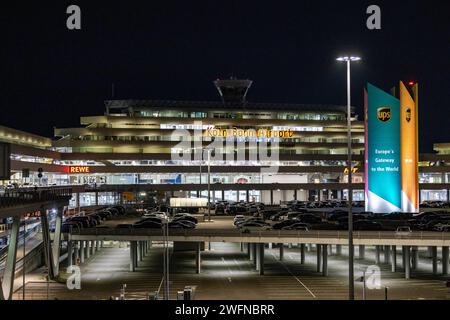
[
  {"left": 233, "top": 215, "right": 246, "bottom": 225},
  {"left": 395, "top": 226, "right": 412, "bottom": 236},
  {"left": 143, "top": 211, "right": 167, "bottom": 220}
]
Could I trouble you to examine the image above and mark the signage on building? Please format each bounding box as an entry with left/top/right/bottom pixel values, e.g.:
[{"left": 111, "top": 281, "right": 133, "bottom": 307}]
[
  {"left": 365, "top": 82, "right": 419, "bottom": 213},
  {"left": 204, "top": 127, "right": 294, "bottom": 138},
  {"left": 400, "top": 81, "right": 419, "bottom": 213},
  {"left": 65, "top": 166, "right": 91, "bottom": 174}
]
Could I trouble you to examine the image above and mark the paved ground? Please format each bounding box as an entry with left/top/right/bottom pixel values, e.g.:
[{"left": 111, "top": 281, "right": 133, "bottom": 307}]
[{"left": 12, "top": 241, "right": 450, "bottom": 300}]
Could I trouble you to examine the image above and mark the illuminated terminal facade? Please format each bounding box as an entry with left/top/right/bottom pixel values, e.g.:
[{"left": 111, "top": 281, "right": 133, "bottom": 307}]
[{"left": 1, "top": 79, "right": 450, "bottom": 208}]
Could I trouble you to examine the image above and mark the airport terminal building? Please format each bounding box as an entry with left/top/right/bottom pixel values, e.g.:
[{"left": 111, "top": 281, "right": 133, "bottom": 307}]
[{"left": 1, "top": 79, "right": 450, "bottom": 208}]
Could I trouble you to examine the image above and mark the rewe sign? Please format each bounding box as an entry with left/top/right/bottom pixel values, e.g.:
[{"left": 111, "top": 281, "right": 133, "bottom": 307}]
[{"left": 66, "top": 166, "right": 91, "bottom": 174}]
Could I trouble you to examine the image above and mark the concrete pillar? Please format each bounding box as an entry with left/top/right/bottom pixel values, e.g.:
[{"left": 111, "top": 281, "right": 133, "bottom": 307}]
[
  {"left": 270, "top": 190, "right": 274, "bottom": 205},
  {"left": 294, "top": 189, "right": 298, "bottom": 201},
  {"left": 96, "top": 240, "right": 100, "bottom": 252},
  {"left": 384, "top": 245, "right": 390, "bottom": 264},
  {"left": 427, "top": 246, "right": 433, "bottom": 258},
  {"left": 246, "top": 190, "right": 250, "bottom": 202},
  {"left": 221, "top": 190, "right": 225, "bottom": 201},
  {"left": 268, "top": 243, "right": 272, "bottom": 249},
  {"left": 252, "top": 243, "right": 257, "bottom": 266},
  {"left": 443, "top": 246, "right": 449, "bottom": 275},
  {"left": 196, "top": 242, "right": 201, "bottom": 274},
  {"left": 404, "top": 246, "right": 411, "bottom": 279},
  {"left": 359, "top": 245, "right": 365, "bottom": 260},
  {"left": 91, "top": 241, "right": 96, "bottom": 255},
  {"left": 80, "top": 241, "right": 85, "bottom": 263},
  {"left": 375, "top": 245, "right": 381, "bottom": 264},
  {"left": 101, "top": 241, "right": 104, "bottom": 248},
  {"left": 247, "top": 243, "right": 251, "bottom": 260},
  {"left": 95, "top": 191, "right": 99, "bottom": 206},
  {"left": 130, "top": 241, "right": 136, "bottom": 272},
  {"left": 258, "top": 244, "right": 264, "bottom": 275},
  {"left": 316, "top": 244, "right": 322, "bottom": 273},
  {"left": 141, "top": 241, "right": 145, "bottom": 260},
  {"left": 391, "top": 245, "right": 397, "bottom": 272},
  {"left": 300, "top": 244, "right": 305, "bottom": 264},
  {"left": 85, "top": 241, "right": 90, "bottom": 259},
  {"left": 322, "top": 244, "right": 328, "bottom": 277},
  {"left": 279, "top": 244, "right": 284, "bottom": 261},
  {"left": 432, "top": 246, "right": 438, "bottom": 275},
  {"left": 76, "top": 192, "right": 80, "bottom": 212},
  {"left": 74, "top": 242, "right": 79, "bottom": 263},
  {"left": 67, "top": 241, "right": 73, "bottom": 267},
  {"left": 256, "top": 244, "right": 260, "bottom": 271},
  {"left": 411, "top": 246, "right": 419, "bottom": 270},
  {"left": 240, "top": 242, "right": 244, "bottom": 252},
  {"left": 136, "top": 242, "right": 142, "bottom": 262},
  {"left": 336, "top": 244, "right": 342, "bottom": 255}
]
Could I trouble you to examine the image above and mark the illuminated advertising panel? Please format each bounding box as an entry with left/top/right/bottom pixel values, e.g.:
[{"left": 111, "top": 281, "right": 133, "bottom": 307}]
[
  {"left": 65, "top": 166, "right": 91, "bottom": 174},
  {"left": 400, "top": 81, "right": 419, "bottom": 212},
  {"left": 366, "top": 83, "right": 402, "bottom": 213}
]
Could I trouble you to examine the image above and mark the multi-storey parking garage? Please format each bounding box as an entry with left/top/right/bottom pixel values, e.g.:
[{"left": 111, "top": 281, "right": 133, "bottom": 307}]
[
  {"left": 2, "top": 80, "right": 450, "bottom": 208},
  {"left": 1, "top": 79, "right": 450, "bottom": 300}
]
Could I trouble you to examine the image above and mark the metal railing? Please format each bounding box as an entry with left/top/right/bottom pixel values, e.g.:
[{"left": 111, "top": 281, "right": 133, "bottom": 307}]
[
  {"left": 0, "top": 187, "right": 72, "bottom": 208},
  {"left": 69, "top": 227, "right": 450, "bottom": 241}
]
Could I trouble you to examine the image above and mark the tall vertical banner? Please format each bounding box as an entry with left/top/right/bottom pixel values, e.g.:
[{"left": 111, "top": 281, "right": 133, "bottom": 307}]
[
  {"left": 400, "top": 81, "right": 419, "bottom": 212},
  {"left": 366, "top": 83, "right": 402, "bottom": 213},
  {"left": 366, "top": 82, "right": 419, "bottom": 213}
]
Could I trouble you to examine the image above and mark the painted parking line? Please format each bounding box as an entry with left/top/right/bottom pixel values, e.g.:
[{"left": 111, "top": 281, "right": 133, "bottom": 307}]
[{"left": 270, "top": 252, "right": 317, "bottom": 298}]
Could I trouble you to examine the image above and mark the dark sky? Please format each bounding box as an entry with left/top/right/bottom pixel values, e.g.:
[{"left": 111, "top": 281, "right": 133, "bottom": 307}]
[{"left": 1, "top": 1, "right": 449, "bottom": 152}]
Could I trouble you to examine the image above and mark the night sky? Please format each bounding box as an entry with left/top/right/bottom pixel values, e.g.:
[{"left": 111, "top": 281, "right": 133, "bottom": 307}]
[{"left": 1, "top": 1, "right": 449, "bottom": 152}]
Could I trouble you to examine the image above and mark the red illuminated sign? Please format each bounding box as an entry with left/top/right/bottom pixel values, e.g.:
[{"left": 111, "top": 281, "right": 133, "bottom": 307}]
[{"left": 65, "top": 166, "right": 91, "bottom": 174}]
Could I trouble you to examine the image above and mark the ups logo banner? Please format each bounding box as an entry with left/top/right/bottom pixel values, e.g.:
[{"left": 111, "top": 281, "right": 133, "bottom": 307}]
[{"left": 377, "top": 107, "right": 391, "bottom": 122}]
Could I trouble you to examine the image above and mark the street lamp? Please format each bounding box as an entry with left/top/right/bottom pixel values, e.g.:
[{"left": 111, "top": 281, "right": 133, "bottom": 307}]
[
  {"left": 205, "top": 149, "right": 212, "bottom": 222},
  {"left": 336, "top": 55, "right": 361, "bottom": 300}
]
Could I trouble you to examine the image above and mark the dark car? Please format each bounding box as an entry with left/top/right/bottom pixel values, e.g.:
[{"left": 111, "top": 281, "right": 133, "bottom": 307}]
[
  {"left": 295, "top": 214, "right": 322, "bottom": 224},
  {"left": 134, "top": 221, "right": 162, "bottom": 229},
  {"left": 116, "top": 224, "right": 133, "bottom": 229},
  {"left": 353, "top": 220, "right": 383, "bottom": 231},
  {"left": 269, "top": 211, "right": 288, "bottom": 221},
  {"left": 173, "top": 215, "right": 198, "bottom": 224},
  {"left": 140, "top": 217, "right": 164, "bottom": 224},
  {"left": 67, "top": 217, "right": 92, "bottom": 228},
  {"left": 327, "top": 210, "right": 348, "bottom": 221},
  {"left": 272, "top": 219, "right": 298, "bottom": 230},
  {"left": 383, "top": 212, "right": 413, "bottom": 220},
  {"left": 282, "top": 222, "right": 311, "bottom": 231},
  {"left": 169, "top": 220, "right": 196, "bottom": 229},
  {"left": 61, "top": 222, "right": 81, "bottom": 233}
]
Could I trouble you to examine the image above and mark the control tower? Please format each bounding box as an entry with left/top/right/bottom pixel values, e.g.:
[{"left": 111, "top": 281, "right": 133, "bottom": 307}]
[{"left": 213, "top": 78, "right": 253, "bottom": 105}]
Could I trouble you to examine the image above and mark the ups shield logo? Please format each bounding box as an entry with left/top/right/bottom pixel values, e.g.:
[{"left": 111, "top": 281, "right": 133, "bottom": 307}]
[
  {"left": 377, "top": 107, "right": 391, "bottom": 122},
  {"left": 406, "top": 108, "right": 411, "bottom": 123}
]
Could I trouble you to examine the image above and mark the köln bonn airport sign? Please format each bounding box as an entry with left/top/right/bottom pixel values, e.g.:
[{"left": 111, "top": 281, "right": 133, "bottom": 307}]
[{"left": 365, "top": 82, "right": 419, "bottom": 213}]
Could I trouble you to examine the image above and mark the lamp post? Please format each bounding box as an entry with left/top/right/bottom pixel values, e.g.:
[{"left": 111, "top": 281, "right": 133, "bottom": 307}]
[
  {"left": 336, "top": 55, "right": 361, "bottom": 300},
  {"left": 206, "top": 149, "right": 212, "bottom": 222}
]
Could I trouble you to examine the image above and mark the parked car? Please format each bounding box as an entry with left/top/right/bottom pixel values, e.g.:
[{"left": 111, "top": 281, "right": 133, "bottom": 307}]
[
  {"left": 173, "top": 215, "right": 198, "bottom": 224},
  {"left": 233, "top": 215, "right": 246, "bottom": 226},
  {"left": 239, "top": 221, "right": 272, "bottom": 232},
  {"left": 395, "top": 226, "right": 412, "bottom": 235},
  {"left": 353, "top": 220, "right": 382, "bottom": 231},
  {"left": 133, "top": 220, "right": 162, "bottom": 229},
  {"left": 169, "top": 220, "right": 196, "bottom": 229},
  {"left": 272, "top": 219, "right": 298, "bottom": 230},
  {"left": 281, "top": 223, "right": 311, "bottom": 231}
]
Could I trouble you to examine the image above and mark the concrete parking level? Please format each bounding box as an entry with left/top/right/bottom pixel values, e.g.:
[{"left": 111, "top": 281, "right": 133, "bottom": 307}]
[{"left": 12, "top": 241, "right": 450, "bottom": 300}]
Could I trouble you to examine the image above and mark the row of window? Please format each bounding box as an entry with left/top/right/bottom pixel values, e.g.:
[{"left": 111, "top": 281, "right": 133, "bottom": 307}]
[{"left": 133, "top": 110, "right": 345, "bottom": 121}]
